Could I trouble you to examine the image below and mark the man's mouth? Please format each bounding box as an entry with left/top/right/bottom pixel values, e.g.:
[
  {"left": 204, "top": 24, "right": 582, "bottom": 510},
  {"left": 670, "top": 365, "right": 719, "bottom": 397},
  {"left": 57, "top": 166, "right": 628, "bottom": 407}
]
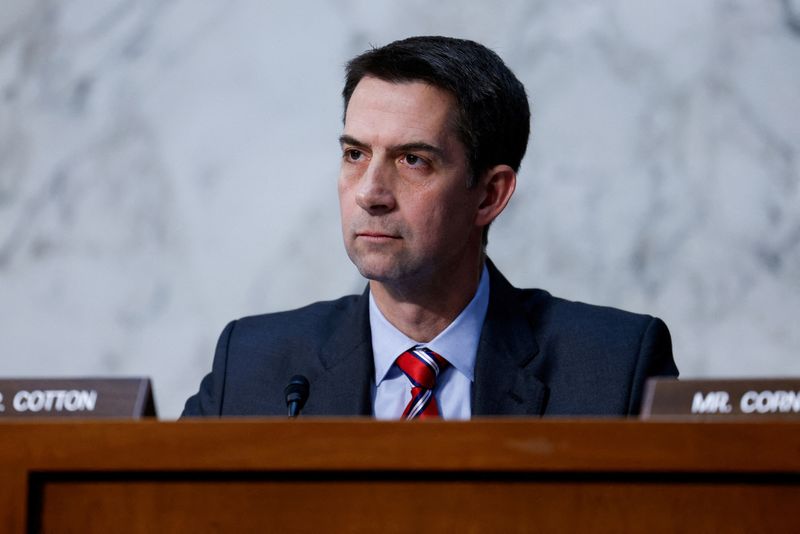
[{"left": 356, "top": 232, "right": 400, "bottom": 241}]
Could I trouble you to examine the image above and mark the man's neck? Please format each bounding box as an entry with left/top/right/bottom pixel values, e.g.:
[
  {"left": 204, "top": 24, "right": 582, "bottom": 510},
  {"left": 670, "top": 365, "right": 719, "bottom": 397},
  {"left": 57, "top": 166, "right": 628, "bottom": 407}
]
[{"left": 369, "top": 255, "right": 485, "bottom": 342}]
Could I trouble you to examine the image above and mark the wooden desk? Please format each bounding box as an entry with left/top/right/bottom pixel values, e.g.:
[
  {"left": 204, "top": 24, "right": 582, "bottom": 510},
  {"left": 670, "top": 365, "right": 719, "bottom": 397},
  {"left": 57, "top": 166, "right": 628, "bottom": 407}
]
[{"left": 1, "top": 420, "right": 798, "bottom": 532}]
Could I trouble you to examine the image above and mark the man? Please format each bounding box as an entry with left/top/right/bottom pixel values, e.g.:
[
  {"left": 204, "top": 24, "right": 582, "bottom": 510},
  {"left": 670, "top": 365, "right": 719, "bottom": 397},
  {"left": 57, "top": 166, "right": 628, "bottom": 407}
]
[{"left": 183, "top": 36, "right": 678, "bottom": 419}]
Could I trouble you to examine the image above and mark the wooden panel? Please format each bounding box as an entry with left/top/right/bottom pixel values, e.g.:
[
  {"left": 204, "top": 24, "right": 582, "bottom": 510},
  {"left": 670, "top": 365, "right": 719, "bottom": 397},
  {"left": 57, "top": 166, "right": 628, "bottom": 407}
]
[
  {"left": 1, "top": 420, "right": 798, "bottom": 472},
  {"left": 1, "top": 420, "right": 798, "bottom": 533},
  {"left": 0, "top": 469, "right": 26, "bottom": 534},
  {"left": 36, "top": 476, "right": 800, "bottom": 533}
]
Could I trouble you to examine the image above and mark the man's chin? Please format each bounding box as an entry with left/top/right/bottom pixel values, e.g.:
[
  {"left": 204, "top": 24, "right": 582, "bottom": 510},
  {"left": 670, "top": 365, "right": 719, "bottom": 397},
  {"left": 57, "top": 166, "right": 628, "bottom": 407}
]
[
  {"left": 351, "top": 258, "right": 412, "bottom": 283},
  {"left": 355, "top": 265, "right": 400, "bottom": 283}
]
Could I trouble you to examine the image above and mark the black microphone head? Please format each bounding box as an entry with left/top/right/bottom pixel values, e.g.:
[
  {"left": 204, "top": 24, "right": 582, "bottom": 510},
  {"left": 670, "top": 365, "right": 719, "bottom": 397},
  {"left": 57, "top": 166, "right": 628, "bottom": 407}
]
[{"left": 284, "top": 375, "right": 310, "bottom": 409}]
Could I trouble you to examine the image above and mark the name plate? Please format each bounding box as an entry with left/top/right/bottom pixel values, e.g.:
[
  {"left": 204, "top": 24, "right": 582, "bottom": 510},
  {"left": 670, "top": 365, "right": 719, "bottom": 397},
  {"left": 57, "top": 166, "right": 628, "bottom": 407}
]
[
  {"left": 641, "top": 378, "right": 800, "bottom": 419},
  {"left": 0, "top": 378, "right": 156, "bottom": 419}
]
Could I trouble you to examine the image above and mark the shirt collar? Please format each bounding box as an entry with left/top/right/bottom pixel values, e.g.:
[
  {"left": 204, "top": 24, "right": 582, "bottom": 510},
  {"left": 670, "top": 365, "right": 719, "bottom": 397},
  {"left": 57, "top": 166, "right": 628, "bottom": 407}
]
[{"left": 370, "top": 263, "right": 490, "bottom": 385}]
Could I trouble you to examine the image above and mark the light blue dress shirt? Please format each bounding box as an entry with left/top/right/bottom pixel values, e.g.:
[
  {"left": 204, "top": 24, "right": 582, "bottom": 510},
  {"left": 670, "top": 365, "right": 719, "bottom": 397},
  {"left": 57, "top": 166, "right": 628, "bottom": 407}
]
[{"left": 370, "top": 264, "right": 490, "bottom": 420}]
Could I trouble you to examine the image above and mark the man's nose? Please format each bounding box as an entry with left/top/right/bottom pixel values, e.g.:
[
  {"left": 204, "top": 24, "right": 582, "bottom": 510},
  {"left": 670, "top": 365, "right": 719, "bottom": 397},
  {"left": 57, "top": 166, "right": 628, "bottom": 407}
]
[{"left": 356, "top": 160, "right": 396, "bottom": 214}]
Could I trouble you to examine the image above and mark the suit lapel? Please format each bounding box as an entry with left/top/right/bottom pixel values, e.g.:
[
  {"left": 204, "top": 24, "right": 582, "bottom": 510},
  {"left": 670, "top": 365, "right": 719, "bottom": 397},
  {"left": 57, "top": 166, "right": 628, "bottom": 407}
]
[
  {"left": 306, "top": 287, "right": 374, "bottom": 416},
  {"left": 473, "top": 262, "right": 548, "bottom": 416},
  {"left": 301, "top": 264, "right": 546, "bottom": 417}
]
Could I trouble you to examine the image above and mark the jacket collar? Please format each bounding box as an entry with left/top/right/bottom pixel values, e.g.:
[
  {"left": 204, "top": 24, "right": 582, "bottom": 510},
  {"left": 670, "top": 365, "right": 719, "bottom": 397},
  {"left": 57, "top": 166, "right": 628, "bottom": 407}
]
[
  {"left": 309, "top": 287, "right": 374, "bottom": 416},
  {"left": 472, "top": 260, "right": 547, "bottom": 416}
]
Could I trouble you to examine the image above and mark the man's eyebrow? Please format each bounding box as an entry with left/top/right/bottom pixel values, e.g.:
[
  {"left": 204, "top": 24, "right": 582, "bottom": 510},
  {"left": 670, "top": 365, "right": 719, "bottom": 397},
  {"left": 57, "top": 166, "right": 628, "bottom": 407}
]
[
  {"left": 393, "top": 142, "right": 445, "bottom": 159},
  {"left": 340, "top": 135, "right": 444, "bottom": 158},
  {"left": 339, "top": 135, "right": 367, "bottom": 148}
]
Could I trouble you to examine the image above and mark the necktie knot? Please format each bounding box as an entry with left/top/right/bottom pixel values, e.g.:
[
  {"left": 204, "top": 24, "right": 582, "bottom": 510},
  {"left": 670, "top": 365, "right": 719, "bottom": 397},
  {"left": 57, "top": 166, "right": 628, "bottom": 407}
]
[{"left": 395, "top": 346, "right": 450, "bottom": 419}]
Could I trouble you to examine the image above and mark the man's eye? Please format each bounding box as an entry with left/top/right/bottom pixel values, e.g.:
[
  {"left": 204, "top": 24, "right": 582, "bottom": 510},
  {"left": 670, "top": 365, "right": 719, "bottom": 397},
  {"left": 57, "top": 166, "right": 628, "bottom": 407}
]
[
  {"left": 403, "top": 154, "right": 425, "bottom": 167},
  {"left": 345, "top": 149, "right": 363, "bottom": 161}
]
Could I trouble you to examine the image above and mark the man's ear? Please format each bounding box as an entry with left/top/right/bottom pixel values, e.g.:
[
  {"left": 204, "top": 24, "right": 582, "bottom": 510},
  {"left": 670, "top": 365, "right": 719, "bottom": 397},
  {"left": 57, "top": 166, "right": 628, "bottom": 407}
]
[{"left": 475, "top": 164, "right": 516, "bottom": 228}]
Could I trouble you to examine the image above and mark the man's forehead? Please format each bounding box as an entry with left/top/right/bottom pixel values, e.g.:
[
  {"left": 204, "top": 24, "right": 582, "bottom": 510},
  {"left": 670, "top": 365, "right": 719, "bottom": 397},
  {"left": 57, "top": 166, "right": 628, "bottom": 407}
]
[
  {"left": 348, "top": 76, "right": 455, "bottom": 112},
  {"left": 343, "top": 76, "right": 460, "bottom": 147}
]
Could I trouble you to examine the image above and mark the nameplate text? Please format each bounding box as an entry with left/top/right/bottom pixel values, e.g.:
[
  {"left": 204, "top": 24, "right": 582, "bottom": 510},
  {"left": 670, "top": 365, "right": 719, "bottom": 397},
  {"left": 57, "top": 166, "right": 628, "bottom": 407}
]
[
  {"left": 640, "top": 378, "right": 800, "bottom": 419},
  {"left": 0, "top": 378, "right": 156, "bottom": 418}
]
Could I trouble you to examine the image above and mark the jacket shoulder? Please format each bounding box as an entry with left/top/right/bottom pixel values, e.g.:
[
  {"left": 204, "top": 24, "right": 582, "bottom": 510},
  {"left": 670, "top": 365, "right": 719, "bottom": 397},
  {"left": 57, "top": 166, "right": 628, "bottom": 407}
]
[
  {"left": 519, "top": 288, "right": 657, "bottom": 339},
  {"left": 233, "top": 294, "right": 363, "bottom": 347},
  {"left": 181, "top": 293, "right": 367, "bottom": 417},
  {"left": 513, "top": 286, "right": 677, "bottom": 415}
]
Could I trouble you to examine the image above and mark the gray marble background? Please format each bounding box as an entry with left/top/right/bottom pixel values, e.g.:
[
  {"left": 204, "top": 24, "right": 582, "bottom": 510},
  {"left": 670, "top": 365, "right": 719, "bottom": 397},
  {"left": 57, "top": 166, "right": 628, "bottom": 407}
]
[{"left": 1, "top": 0, "right": 798, "bottom": 419}]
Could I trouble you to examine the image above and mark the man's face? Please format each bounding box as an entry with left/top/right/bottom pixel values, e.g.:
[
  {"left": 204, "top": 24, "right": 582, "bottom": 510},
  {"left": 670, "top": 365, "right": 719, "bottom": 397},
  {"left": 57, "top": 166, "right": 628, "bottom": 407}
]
[{"left": 338, "top": 76, "right": 483, "bottom": 285}]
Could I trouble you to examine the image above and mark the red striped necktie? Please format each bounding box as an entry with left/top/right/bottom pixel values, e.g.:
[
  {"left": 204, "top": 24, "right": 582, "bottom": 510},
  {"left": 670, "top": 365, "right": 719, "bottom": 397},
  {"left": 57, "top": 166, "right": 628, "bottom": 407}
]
[{"left": 395, "top": 346, "right": 450, "bottom": 420}]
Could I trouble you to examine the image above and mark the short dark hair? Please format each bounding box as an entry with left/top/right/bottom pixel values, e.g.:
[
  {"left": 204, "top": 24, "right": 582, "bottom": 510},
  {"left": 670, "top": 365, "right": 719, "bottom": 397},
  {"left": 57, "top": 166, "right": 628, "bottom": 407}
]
[{"left": 343, "top": 36, "right": 531, "bottom": 187}]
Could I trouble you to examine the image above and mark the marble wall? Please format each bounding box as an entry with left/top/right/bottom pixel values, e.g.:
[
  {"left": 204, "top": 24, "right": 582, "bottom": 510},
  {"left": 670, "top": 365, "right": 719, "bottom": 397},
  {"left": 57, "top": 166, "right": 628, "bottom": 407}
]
[{"left": 1, "top": 0, "right": 798, "bottom": 418}]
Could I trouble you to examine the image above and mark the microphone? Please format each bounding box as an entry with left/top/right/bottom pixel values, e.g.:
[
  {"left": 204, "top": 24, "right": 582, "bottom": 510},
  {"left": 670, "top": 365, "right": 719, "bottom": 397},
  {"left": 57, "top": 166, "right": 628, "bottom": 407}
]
[{"left": 284, "top": 375, "right": 310, "bottom": 418}]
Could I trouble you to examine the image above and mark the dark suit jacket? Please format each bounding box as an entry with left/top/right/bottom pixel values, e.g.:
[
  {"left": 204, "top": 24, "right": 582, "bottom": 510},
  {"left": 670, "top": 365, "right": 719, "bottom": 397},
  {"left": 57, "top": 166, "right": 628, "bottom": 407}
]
[{"left": 183, "top": 263, "right": 678, "bottom": 417}]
